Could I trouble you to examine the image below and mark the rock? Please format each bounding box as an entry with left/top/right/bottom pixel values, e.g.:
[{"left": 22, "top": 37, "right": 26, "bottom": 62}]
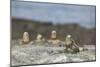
[{"left": 11, "top": 40, "right": 96, "bottom": 66}]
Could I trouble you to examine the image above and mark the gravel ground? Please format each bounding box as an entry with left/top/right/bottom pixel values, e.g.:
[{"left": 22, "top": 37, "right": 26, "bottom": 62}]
[{"left": 11, "top": 40, "right": 96, "bottom": 66}]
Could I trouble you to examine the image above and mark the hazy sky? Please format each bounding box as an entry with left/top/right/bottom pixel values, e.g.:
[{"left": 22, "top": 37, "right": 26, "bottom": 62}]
[{"left": 11, "top": 0, "right": 96, "bottom": 28}]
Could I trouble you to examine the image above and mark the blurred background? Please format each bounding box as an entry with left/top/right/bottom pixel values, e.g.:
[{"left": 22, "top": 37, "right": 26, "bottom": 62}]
[{"left": 11, "top": 0, "right": 96, "bottom": 45}]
